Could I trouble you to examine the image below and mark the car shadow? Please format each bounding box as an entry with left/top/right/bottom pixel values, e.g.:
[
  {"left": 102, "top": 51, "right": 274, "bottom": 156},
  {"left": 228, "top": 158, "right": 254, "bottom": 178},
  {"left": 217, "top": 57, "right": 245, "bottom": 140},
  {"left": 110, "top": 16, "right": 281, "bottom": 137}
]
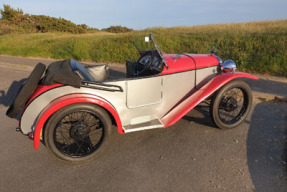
[
  {"left": 182, "top": 103, "right": 218, "bottom": 129},
  {"left": 0, "top": 78, "right": 27, "bottom": 107},
  {"left": 247, "top": 101, "right": 287, "bottom": 191},
  {"left": 243, "top": 78, "right": 287, "bottom": 97}
]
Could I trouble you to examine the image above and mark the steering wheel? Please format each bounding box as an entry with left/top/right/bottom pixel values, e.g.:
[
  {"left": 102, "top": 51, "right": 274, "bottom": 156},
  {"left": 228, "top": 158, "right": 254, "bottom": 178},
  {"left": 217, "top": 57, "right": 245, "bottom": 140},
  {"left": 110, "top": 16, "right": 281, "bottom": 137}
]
[{"left": 133, "top": 50, "right": 155, "bottom": 76}]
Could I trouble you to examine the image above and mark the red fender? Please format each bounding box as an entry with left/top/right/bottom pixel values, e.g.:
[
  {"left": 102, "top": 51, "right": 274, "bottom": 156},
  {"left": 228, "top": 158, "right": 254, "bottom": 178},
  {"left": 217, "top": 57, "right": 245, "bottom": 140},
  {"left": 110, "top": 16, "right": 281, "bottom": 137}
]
[
  {"left": 33, "top": 94, "right": 123, "bottom": 149},
  {"left": 18, "top": 84, "right": 63, "bottom": 128},
  {"left": 161, "top": 72, "right": 258, "bottom": 127}
]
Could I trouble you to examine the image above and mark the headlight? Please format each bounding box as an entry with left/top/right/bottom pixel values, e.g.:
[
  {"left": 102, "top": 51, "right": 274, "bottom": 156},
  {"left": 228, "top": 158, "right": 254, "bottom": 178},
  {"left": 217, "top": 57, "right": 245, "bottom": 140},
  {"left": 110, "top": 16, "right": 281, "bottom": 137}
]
[{"left": 222, "top": 60, "right": 236, "bottom": 73}]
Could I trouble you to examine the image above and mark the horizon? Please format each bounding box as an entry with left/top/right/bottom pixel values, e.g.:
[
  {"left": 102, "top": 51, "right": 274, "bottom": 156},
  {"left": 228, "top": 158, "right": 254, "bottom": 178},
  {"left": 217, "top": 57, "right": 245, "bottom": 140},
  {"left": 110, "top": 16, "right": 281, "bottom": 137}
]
[{"left": 1, "top": 0, "right": 287, "bottom": 30}]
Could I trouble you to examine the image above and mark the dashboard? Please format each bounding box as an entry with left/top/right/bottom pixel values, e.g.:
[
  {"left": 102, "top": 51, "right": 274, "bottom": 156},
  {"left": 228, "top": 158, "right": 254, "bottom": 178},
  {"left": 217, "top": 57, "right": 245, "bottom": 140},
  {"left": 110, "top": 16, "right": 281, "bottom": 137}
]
[{"left": 137, "top": 51, "right": 164, "bottom": 75}]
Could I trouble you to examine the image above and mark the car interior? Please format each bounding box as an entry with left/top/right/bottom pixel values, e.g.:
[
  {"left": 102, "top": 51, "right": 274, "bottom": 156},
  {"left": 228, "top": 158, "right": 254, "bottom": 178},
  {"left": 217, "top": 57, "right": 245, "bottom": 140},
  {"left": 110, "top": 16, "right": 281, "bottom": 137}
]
[{"left": 74, "top": 50, "right": 164, "bottom": 82}]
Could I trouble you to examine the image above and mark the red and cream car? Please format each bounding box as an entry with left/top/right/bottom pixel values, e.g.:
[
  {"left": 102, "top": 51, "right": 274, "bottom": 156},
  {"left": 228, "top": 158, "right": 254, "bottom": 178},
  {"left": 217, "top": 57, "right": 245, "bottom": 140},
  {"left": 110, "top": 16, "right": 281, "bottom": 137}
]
[{"left": 6, "top": 34, "right": 258, "bottom": 163}]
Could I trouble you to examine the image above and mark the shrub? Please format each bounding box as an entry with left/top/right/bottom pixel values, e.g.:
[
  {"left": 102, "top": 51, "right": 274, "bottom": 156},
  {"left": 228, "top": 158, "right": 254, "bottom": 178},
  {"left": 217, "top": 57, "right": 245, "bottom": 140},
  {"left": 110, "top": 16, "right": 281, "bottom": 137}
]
[
  {"left": 0, "top": 4, "right": 93, "bottom": 34},
  {"left": 102, "top": 25, "right": 134, "bottom": 33},
  {"left": 0, "top": 22, "right": 16, "bottom": 35}
]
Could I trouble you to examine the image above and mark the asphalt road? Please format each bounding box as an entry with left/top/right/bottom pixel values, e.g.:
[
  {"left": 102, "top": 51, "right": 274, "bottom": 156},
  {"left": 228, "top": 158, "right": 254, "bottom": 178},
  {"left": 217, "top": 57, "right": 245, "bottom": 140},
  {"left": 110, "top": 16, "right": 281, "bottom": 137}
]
[{"left": 0, "top": 56, "right": 286, "bottom": 192}]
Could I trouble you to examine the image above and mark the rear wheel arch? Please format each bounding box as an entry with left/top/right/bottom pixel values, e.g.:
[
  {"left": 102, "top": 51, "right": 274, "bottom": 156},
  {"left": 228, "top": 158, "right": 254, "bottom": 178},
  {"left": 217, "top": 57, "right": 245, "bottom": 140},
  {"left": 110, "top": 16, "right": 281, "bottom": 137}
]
[
  {"left": 34, "top": 95, "right": 123, "bottom": 149},
  {"left": 42, "top": 102, "right": 119, "bottom": 140},
  {"left": 44, "top": 103, "right": 112, "bottom": 163}
]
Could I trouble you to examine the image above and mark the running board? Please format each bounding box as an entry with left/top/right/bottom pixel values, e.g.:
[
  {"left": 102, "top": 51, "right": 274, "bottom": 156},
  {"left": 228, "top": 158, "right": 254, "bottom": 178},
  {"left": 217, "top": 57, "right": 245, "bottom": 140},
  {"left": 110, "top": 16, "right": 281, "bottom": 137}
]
[{"left": 123, "top": 119, "right": 164, "bottom": 133}]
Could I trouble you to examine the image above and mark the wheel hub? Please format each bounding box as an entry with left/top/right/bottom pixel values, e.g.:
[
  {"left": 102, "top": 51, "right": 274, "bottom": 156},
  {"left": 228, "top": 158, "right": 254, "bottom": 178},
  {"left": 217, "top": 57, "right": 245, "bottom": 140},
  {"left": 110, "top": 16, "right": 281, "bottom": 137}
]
[
  {"left": 70, "top": 122, "right": 90, "bottom": 140},
  {"left": 223, "top": 97, "right": 238, "bottom": 112}
]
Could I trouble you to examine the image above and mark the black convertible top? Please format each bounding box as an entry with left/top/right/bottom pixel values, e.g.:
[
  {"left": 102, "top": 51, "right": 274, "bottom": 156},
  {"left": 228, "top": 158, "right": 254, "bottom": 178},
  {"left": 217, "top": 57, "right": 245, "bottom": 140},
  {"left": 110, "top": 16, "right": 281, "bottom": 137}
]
[{"left": 42, "top": 59, "right": 81, "bottom": 88}]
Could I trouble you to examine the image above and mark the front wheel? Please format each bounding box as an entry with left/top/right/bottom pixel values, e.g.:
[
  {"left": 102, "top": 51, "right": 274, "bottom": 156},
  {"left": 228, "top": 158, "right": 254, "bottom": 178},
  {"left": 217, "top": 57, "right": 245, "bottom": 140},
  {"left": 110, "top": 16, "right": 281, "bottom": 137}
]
[
  {"left": 44, "top": 103, "right": 112, "bottom": 163},
  {"left": 210, "top": 80, "right": 252, "bottom": 129}
]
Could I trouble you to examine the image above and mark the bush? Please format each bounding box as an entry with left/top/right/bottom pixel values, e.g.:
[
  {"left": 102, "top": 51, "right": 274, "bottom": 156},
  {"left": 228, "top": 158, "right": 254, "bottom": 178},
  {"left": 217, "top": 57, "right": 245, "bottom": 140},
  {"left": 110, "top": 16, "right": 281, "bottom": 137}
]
[
  {"left": 0, "top": 22, "right": 16, "bottom": 35},
  {"left": 0, "top": 4, "right": 94, "bottom": 34},
  {"left": 102, "top": 25, "right": 134, "bottom": 33}
]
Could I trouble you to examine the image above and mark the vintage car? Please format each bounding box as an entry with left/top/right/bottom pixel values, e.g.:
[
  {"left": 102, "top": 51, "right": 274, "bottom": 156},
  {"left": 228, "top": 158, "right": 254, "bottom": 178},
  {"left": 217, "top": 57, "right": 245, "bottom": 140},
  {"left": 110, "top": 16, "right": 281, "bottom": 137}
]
[{"left": 6, "top": 34, "right": 258, "bottom": 163}]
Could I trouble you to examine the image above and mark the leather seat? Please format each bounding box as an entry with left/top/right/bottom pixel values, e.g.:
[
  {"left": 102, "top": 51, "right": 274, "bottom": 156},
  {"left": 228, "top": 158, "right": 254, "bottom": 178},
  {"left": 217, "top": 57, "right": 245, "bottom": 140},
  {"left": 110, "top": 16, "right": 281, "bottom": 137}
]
[
  {"left": 70, "top": 60, "right": 95, "bottom": 81},
  {"left": 70, "top": 60, "right": 109, "bottom": 82}
]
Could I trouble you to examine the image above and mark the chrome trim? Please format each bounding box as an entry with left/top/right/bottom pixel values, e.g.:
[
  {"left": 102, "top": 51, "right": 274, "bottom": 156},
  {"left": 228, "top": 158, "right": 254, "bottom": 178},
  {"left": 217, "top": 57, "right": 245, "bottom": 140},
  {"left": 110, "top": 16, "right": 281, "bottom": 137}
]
[
  {"left": 81, "top": 81, "right": 123, "bottom": 92},
  {"left": 222, "top": 60, "right": 236, "bottom": 73},
  {"left": 214, "top": 55, "right": 223, "bottom": 65}
]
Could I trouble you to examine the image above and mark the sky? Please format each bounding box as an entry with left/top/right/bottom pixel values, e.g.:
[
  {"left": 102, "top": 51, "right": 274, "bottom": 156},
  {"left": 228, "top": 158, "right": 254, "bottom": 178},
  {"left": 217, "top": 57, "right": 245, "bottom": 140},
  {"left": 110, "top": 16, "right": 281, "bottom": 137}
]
[{"left": 1, "top": 0, "right": 286, "bottom": 29}]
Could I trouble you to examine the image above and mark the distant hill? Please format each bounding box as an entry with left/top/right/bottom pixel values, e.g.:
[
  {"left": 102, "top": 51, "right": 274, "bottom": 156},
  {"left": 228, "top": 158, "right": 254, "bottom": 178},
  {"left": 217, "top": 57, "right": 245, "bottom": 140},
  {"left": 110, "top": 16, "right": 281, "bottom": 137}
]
[{"left": 0, "top": 4, "right": 97, "bottom": 34}]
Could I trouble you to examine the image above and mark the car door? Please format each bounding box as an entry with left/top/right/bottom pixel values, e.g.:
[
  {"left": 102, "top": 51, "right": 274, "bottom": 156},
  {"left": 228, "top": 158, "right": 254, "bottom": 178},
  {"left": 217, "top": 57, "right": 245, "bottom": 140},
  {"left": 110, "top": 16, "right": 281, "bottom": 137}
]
[{"left": 126, "top": 76, "right": 163, "bottom": 108}]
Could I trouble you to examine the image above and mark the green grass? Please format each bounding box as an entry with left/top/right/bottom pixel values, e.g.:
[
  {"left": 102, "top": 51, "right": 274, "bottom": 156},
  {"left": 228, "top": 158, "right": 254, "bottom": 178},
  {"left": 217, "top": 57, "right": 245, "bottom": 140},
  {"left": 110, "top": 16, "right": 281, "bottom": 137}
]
[{"left": 0, "top": 20, "right": 286, "bottom": 76}]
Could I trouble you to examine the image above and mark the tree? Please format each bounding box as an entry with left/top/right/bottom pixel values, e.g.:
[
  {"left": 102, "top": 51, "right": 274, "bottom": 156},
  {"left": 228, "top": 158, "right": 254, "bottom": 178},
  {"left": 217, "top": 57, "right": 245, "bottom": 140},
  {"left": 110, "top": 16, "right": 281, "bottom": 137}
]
[{"left": 0, "top": 4, "right": 23, "bottom": 21}]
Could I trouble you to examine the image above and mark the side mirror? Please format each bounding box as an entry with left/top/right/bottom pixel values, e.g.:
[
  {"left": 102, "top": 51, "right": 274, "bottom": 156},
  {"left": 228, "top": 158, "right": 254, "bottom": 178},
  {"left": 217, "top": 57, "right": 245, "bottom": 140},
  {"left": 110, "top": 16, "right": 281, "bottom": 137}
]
[{"left": 145, "top": 36, "right": 150, "bottom": 42}]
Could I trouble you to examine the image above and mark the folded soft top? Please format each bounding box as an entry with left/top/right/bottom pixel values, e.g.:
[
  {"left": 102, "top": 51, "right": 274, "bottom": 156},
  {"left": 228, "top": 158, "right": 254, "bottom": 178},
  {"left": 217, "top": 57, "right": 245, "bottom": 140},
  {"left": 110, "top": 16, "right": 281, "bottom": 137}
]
[
  {"left": 42, "top": 59, "right": 109, "bottom": 88},
  {"left": 42, "top": 59, "right": 81, "bottom": 88}
]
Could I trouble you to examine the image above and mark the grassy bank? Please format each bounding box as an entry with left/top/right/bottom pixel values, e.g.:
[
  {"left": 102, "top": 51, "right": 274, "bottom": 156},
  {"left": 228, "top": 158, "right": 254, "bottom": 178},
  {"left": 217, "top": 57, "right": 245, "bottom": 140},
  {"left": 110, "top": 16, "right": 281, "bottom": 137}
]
[{"left": 0, "top": 20, "right": 286, "bottom": 76}]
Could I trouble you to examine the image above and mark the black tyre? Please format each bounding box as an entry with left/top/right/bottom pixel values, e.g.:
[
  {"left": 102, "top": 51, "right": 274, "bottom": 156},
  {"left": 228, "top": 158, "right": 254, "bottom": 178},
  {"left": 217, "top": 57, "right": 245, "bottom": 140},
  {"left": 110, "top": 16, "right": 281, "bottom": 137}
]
[
  {"left": 44, "top": 103, "right": 112, "bottom": 163},
  {"left": 210, "top": 80, "right": 252, "bottom": 129},
  {"left": 6, "top": 63, "right": 46, "bottom": 118}
]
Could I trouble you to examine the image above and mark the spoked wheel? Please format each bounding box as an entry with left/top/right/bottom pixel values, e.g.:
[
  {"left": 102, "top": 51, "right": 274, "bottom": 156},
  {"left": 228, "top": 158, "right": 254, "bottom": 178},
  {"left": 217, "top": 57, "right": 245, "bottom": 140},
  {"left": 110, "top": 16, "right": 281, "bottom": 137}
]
[
  {"left": 44, "top": 103, "right": 112, "bottom": 163},
  {"left": 210, "top": 80, "right": 252, "bottom": 129}
]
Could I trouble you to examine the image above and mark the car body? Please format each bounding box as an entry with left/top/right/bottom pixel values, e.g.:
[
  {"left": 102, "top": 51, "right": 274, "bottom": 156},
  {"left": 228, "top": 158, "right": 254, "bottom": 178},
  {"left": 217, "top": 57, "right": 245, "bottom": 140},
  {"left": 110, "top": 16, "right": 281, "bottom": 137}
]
[{"left": 6, "top": 34, "right": 258, "bottom": 163}]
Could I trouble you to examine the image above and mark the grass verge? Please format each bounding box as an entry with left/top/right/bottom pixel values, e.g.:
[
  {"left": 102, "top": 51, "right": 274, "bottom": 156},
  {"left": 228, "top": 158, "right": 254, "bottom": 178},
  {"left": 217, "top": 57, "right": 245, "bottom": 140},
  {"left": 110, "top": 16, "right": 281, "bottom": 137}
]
[{"left": 0, "top": 20, "right": 286, "bottom": 76}]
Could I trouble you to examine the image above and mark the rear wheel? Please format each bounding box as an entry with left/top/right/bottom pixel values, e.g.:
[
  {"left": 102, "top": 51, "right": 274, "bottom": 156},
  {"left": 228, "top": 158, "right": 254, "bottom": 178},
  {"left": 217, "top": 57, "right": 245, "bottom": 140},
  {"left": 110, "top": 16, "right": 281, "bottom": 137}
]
[
  {"left": 210, "top": 80, "right": 252, "bottom": 129},
  {"left": 44, "top": 103, "right": 112, "bottom": 163}
]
